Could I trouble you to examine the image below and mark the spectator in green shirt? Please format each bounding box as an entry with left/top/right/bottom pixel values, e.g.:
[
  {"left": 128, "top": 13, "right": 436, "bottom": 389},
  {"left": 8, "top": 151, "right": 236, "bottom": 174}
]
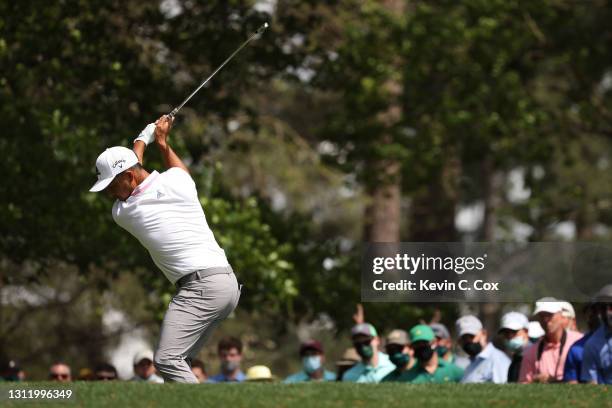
[
  {"left": 397, "top": 325, "right": 464, "bottom": 384},
  {"left": 430, "top": 322, "right": 470, "bottom": 369},
  {"left": 382, "top": 329, "right": 414, "bottom": 382}
]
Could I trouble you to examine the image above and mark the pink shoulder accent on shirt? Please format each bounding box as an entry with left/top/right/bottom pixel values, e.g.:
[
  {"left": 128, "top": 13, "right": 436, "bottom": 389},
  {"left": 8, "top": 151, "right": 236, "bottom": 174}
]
[{"left": 131, "top": 171, "right": 159, "bottom": 197}]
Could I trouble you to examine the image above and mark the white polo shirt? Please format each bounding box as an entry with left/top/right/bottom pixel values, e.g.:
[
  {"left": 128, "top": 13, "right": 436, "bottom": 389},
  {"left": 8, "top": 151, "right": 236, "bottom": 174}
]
[{"left": 112, "top": 167, "right": 228, "bottom": 284}]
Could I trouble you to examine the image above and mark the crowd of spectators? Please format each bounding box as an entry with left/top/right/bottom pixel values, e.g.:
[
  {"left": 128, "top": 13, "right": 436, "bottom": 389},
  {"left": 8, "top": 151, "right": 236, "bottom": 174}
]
[{"left": 2, "top": 285, "right": 610, "bottom": 385}]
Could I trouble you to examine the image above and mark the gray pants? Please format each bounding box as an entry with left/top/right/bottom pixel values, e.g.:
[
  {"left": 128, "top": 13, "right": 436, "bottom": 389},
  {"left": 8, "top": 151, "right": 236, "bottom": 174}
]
[{"left": 154, "top": 268, "right": 240, "bottom": 383}]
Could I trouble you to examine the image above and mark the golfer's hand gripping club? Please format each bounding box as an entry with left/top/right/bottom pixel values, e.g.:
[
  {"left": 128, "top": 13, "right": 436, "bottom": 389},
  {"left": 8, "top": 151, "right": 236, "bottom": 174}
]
[
  {"left": 154, "top": 115, "right": 174, "bottom": 146},
  {"left": 167, "top": 22, "right": 269, "bottom": 120}
]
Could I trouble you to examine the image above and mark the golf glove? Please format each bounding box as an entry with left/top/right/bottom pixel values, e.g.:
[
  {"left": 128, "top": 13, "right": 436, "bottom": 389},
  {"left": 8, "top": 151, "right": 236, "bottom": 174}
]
[{"left": 134, "top": 123, "right": 156, "bottom": 146}]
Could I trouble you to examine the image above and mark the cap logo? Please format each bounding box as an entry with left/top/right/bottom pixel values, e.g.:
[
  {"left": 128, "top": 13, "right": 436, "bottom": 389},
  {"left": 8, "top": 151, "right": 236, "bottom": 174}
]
[
  {"left": 95, "top": 166, "right": 101, "bottom": 177},
  {"left": 112, "top": 159, "right": 126, "bottom": 169}
]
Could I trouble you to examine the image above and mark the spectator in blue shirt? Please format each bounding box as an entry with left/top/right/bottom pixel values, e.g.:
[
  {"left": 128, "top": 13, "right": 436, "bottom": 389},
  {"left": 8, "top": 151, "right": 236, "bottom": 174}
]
[
  {"left": 284, "top": 340, "right": 336, "bottom": 383},
  {"left": 563, "top": 302, "right": 600, "bottom": 383},
  {"left": 208, "top": 337, "right": 246, "bottom": 383},
  {"left": 581, "top": 284, "right": 612, "bottom": 384},
  {"left": 498, "top": 312, "right": 530, "bottom": 383},
  {"left": 341, "top": 323, "right": 395, "bottom": 383},
  {"left": 457, "top": 315, "right": 510, "bottom": 384}
]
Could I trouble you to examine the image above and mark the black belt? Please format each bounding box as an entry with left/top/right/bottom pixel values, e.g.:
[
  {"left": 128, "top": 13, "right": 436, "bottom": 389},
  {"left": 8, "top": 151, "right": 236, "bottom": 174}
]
[{"left": 175, "top": 265, "right": 233, "bottom": 289}]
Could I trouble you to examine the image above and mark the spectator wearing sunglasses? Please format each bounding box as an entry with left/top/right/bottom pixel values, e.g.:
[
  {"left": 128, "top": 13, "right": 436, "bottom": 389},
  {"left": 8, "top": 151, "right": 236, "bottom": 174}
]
[{"left": 49, "top": 362, "right": 72, "bottom": 382}]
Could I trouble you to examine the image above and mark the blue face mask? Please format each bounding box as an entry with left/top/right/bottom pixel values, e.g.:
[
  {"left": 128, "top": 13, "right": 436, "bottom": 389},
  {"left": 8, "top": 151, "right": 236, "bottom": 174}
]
[
  {"left": 505, "top": 336, "right": 526, "bottom": 352},
  {"left": 303, "top": 356, "right": 322, "bottom": 374}
]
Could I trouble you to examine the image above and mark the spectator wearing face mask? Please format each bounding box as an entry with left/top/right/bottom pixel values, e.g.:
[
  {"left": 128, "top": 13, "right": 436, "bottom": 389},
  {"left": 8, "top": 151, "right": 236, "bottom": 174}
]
[
  {"left": 341, "top": 323, "right": 395, "bottom": 383},
  {"left": 430, "top": 323, "right": 469, "bottom": 369},
  {"left": 396, "top": 324, "right": 463, "bottom": 383},
  {"left": 564, "top": 302, "right": 601, "bottom": 383},
  {"left": 209, "top": 337, "right": 245, "bottom": 383},
  {"left": 284, "top": 340, "right": 336, "bottom": 383},
  {"left": 382, "top": 329, "right": 414, "bottom": 382},
  {"left": 581, "top": 284, "right": 612, "bottom": 384},
  {"left": 457, "top": 315, "right": 510, "bottom": 384},
  {"left": 519, "top": 299, "right": 582, "bottom": 383},
  {"left": 498, "top": 312, "right": 530, "bottom": 383}
]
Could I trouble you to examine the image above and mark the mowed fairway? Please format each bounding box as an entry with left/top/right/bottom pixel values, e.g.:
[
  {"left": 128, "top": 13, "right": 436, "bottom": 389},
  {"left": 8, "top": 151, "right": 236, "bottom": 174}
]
[{"left": 1, "top": 382, "right": 610, "bottom": 408}]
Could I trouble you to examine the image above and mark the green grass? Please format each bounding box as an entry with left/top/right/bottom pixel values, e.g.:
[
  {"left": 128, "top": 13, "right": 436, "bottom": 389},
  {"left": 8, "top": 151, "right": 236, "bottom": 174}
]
[{"left": 0, "top": 382, "right": 610, "bottom": 407}]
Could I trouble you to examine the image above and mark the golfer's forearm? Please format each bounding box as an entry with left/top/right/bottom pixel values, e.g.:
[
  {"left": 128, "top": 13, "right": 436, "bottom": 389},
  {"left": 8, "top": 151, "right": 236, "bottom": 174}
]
[
  {"left": 133, "top": 141, "right": 146, "bottom": 163},
  {"left": 157, "top": 143, "right": 189, "bottom": 173}
]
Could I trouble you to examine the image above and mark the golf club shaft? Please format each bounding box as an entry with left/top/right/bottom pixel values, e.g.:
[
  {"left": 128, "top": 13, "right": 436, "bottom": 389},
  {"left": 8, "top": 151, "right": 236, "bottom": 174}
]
[{"left": 168, "top": 22, "right": 269, "bottom": 119}]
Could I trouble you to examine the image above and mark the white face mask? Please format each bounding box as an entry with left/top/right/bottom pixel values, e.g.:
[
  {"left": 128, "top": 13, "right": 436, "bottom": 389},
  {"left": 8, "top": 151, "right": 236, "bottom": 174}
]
[
  {"left": 221, "top": 360, "right": 240, "bottom": 373},
  {"left": 302, "top": 356, "right": 322, "bottom": 374}
]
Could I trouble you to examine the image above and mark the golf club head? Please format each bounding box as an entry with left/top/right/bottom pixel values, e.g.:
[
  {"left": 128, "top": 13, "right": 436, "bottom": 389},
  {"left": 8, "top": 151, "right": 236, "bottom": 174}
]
[{"left": 255, "top": 22, "right": 269, "bottom": 37}]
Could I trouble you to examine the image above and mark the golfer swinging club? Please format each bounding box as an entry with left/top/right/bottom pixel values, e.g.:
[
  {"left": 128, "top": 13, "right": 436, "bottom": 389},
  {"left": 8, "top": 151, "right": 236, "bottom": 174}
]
[{"left": 89, "top": 115, "right": 240, "bottom": 383}]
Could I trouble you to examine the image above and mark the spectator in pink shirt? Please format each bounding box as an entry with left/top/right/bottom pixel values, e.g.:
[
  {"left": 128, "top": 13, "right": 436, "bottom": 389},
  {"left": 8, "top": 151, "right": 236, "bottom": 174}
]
[{"left": 519, "top": 299, "right": 583, "bottom": 383}]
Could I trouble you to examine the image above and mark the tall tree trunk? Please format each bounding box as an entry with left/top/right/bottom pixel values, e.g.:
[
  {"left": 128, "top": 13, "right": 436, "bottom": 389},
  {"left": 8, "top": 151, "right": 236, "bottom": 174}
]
[
  {"left": 479, "top": 158, "right": 505, "bottom": 334},
  {"left": 362, "top": 0, "right": 405, "bottom": 243},
  {"left": 481, "top": 157, "right": 505, "bottom": 241},
  {"left": 364, "top": 159, "right": 401, "bottom": 242}
]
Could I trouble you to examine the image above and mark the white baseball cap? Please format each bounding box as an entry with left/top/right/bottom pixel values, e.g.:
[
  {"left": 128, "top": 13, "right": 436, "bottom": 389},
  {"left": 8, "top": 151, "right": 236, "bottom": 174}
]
[
  {"left": 133, "top": 349, "right": 154, "bottom": 365},
  {"left": 90, "top": 146, "right": 139, "bottom": 192},
  {"left": 558, "top": 301, "right": 575, "bottom": 318},
  {"left": 455, "top": 315, "right": 483, "bottom": 337},
  {"left": 499, "top": 312, "right": 529, "bottom": 331},
  {"left": 533, "top": 297, "right": 563, "bottom": 316},
  {"left": 594, "top": 284, "right": 612, "bottom": 302},
  {"left": 528, "top": 321, "right": 545, "bottom": 339}
]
